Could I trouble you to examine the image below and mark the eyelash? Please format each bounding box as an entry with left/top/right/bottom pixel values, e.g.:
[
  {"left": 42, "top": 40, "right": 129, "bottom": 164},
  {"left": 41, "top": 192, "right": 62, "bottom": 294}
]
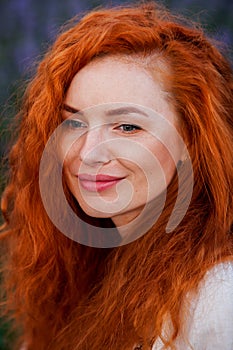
[
  {"left": 115, "top": 124, "right": 142, "bottom": 133},
  {"left": 63, "top": 120, "right": 142, "bottom": 134},
  {"left": 63, "top": 119, "right": 87, "bottom": 129}
]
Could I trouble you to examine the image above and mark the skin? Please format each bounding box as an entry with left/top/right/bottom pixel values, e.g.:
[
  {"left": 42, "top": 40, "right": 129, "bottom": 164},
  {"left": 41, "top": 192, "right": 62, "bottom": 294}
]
[{"left": 61, "top": 56, "right": 184, "bottom": 229}]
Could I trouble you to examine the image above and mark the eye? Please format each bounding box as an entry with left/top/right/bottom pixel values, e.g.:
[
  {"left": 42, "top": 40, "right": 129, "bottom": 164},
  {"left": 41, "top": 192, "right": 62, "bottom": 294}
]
[
  {"left": 63, "top": 119, "right": 87, "bottom": 129},
  {"left": 117, "top": 124, "right": 142, "bottom": 133}
]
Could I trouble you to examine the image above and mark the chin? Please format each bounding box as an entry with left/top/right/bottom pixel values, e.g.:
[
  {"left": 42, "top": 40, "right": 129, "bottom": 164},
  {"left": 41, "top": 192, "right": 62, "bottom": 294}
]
[{"left": 78, "top": 203, "right": 113, "bottom": 219}]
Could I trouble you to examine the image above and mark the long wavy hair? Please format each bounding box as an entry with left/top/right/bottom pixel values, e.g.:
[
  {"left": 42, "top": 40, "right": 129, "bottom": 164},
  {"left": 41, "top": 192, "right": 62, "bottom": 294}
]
[{"left": 1, "top": 2, "right": 233, "bottom": 350}]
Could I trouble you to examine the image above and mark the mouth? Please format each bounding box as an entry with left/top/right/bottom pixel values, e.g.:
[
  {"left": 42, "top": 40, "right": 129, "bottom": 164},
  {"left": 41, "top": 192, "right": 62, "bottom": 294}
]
[{"left": 77, "top": 174, "right": 125, "bottom": 192}]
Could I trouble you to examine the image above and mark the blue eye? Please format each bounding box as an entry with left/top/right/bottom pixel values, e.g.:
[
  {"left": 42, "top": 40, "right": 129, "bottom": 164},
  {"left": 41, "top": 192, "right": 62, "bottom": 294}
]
[
  {"left": 118, "top": 124, "right": 142, "bottom": 133},
  {"left": 63, "top": 119, "right": 87, "bottom": 129}
]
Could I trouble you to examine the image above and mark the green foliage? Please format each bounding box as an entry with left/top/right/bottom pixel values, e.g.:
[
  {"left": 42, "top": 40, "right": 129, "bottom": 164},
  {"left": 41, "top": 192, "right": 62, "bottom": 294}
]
[{"left": 0, "top": 320, "right": 15, "bottom": 350}]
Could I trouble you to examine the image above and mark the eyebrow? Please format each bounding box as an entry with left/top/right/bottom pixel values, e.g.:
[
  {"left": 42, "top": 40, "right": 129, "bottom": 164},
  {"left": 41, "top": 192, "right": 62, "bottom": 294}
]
[
  {"left": 105, "top": 107, "right": 148, "bottom": 117},
  {"left": 63, "top": 104, "right": 83, "bottom": 115},
  {"left": 63, "top": 104, "right": 148, "bottom": 117}
]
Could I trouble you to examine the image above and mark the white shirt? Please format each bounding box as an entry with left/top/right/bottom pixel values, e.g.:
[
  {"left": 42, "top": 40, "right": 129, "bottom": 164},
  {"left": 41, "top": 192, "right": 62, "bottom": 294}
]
[{"left": 152, "top": 262, "right": 233, "bottom": 349}]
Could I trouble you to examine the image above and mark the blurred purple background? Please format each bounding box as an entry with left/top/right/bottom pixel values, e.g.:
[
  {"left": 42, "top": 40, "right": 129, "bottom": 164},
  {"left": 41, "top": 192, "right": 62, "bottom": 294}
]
[
  {"left": 0, "top": 1, "right": 232, "bottom": 348},
  {"left": 0, "top": 0, "right": 232, "bottom": 113}
]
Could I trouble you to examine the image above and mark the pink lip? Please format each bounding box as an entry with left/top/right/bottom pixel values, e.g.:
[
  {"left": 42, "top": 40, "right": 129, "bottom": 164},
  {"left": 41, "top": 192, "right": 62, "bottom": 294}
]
[{"left": 78, "top": 174, "right": 125, "bottom": 192}]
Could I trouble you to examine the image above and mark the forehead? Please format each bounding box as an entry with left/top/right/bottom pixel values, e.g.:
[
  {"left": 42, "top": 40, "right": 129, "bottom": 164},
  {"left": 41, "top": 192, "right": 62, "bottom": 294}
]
[{"left": 65, "top": 55, "right": 173, "bottom": 119}]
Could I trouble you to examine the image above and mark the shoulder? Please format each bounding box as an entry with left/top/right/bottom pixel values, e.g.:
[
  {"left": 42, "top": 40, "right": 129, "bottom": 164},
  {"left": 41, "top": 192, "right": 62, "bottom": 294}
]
[
  {"left": 187, "top": 261, "right": 233, "bottom": 349},
  {"left": 153, "top": 261, "right": 233, "bottom": 350},
  {"left": 192, "top": 261, "right": 233, "bottom": 318}
]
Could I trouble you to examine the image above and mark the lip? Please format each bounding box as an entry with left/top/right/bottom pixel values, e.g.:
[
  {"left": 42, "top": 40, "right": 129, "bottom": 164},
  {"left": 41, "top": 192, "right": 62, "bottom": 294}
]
[{"left": 77, "top": 173, "right": 125, "bottom": 192}]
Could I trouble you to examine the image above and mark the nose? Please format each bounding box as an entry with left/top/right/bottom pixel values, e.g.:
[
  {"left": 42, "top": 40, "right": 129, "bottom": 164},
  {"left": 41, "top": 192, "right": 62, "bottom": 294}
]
[{"left": 79, "top": 126, "right": 112, "bottom": 166}]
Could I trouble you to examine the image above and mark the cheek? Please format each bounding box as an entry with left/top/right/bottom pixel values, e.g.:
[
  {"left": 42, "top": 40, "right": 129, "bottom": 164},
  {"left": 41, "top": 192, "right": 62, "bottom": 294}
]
[
  {"left": 61, "top": 137, "right": 83, "bottom": 175},
  {"left": 58, "top": 126, "right": 86, "bottom": 170},
  {"left": 136, "top": 139, "right": 177, "bottom": 192},
  {"left": 152, "top": 143, "right": 176, "bottom": 184}
]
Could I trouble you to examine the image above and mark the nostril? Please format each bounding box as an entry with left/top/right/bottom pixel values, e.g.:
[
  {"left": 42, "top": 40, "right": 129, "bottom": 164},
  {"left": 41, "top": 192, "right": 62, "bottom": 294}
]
[{"left": 79, "top": 140, "right": 113, "bottom": 166}]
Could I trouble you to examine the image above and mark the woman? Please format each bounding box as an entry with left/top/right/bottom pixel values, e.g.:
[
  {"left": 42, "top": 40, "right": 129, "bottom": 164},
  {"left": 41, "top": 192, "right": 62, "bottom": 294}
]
[{"left": 1, "top": 2, "right": 233, "bottom": 349}]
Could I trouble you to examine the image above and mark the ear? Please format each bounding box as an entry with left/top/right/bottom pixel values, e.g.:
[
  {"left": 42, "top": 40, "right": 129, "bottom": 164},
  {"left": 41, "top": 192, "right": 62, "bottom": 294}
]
[
  {"left": 176, "top": 148, "right": 189, "bottom": 169},
  {"left": 179, "top": 144, "right": 189, "bottom": 163}
]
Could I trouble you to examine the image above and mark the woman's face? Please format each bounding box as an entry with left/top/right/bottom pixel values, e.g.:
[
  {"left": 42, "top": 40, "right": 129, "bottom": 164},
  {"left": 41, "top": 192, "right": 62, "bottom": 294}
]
[{"left": 61, "top": 56, "right": 183, "bottom": 227}]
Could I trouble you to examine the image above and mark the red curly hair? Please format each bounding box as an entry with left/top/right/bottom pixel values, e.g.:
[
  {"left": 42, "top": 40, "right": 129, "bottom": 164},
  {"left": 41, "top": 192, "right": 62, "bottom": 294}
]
[{"left": 1, "top": 2, "right": 233, "bottom": 349}]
